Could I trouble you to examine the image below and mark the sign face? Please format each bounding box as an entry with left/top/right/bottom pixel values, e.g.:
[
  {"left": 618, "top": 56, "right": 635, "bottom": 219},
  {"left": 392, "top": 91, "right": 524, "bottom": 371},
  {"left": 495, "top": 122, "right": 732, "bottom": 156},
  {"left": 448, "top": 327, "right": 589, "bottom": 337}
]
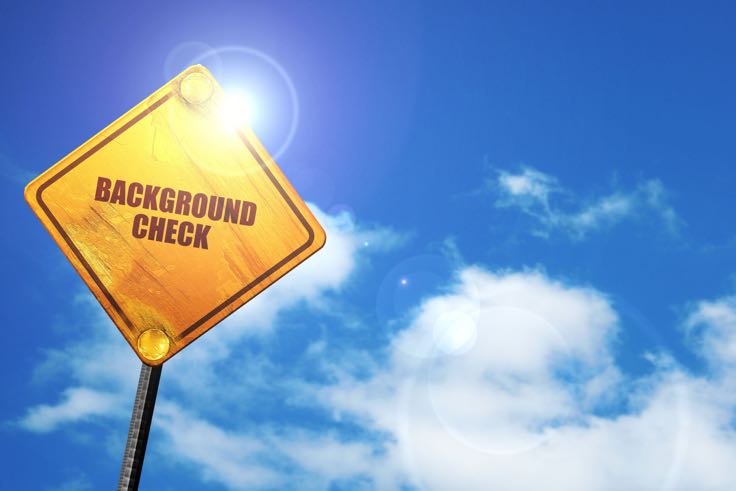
[{"left": 25, "top": 65, "right": 326, "bottom": 365}]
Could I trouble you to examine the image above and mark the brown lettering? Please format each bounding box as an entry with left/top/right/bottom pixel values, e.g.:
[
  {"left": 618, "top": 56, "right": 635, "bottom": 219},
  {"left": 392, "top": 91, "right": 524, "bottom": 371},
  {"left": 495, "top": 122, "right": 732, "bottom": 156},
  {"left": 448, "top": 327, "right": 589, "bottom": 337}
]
[
  {"left": 207, "top": 196, "right": 224, "bottom": 221},
  {"left": 191, "top": 193, "right": 207, "bottom": 218},
  {"left": 142, "top": 185, "right": 161, "bottom": 211},
  {"left": 175, "top": 191, "right": 192, "bottom": 215},
  {"left": 178, "top": 221, "right": 194, "bottom": 246},
  {"left": 127, "top": 182, "right": 143, "bottom": 207},
  {"left": 95, "top": 178, "right": 258, "bottom": 238},
  {"left": 131, "top": 214, "right": 148, "bottom": 238},
  {"left": 163, "top": 218, "right": 178, "bottom": 244},
  {"left": 148, "top": 215, "right": 165, "bottom": 242},
  {"left": 160, "top": 188, "right": 175, "bottom": 213},
  {"left": 240, "top": 201, "right": 257, "bottom": 226},
  {"left": 95, "top": 176, "right": 112, "bottom": 202},
  {"left": 110, "top": 180, "right": 126, "bottom": 205},
  {"left": 223, "top": 198, "right": 241, "bottom": 224},
  {"left": 193, "top": 224, "right": 211, "bottom": 249}
]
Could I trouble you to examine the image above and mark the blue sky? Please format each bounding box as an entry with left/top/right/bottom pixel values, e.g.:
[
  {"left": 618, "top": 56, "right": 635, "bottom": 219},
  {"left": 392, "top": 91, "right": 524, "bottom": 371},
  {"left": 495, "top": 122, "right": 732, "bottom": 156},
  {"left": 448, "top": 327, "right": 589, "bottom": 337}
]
[{"left": 3, "top": 1, "right": 736, "bottom": 489}]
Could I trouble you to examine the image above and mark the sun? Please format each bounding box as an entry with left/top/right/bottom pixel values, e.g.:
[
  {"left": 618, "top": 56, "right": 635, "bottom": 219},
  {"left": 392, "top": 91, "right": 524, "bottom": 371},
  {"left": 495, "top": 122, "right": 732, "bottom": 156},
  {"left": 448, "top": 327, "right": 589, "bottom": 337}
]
[{"left": 218, "top": 90, "right": 257, "bottom": 131}]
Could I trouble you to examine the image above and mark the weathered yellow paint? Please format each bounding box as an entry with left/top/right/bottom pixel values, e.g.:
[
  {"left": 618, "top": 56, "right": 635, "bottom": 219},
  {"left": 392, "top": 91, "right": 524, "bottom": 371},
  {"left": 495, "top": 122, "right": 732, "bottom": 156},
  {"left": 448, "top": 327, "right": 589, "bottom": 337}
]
[{"left": 25, "top": 65, "right": 326, "bottom": 365}]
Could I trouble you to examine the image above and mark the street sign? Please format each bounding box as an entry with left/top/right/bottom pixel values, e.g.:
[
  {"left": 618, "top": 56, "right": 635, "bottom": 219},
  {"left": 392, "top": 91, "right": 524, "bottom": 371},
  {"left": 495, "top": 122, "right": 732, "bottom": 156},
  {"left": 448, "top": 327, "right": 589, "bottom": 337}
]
[{"left": 25, "top": 65, "right": 326, "bottom": 365}]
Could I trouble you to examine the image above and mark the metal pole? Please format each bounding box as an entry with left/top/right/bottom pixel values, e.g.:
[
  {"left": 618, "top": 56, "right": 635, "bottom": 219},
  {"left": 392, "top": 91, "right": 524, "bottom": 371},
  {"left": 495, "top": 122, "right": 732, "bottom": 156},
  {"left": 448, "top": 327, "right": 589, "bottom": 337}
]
[{"left": 117, "top": 363, "right": 162, "bottom": 490}]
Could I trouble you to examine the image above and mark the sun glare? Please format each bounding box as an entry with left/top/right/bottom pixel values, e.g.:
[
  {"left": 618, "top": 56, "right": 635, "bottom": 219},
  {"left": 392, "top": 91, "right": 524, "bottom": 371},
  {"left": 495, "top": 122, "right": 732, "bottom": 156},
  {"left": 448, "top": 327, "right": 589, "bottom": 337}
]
[{"left": 219, "top": 91, "right": 256, "bottom": 131}]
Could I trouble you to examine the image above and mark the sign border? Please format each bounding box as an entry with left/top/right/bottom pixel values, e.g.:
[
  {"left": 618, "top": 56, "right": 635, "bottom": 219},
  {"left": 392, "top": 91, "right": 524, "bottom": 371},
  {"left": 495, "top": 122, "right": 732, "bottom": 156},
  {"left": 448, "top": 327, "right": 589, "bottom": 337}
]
[{"left": 33, "top": 90, "right": 316, "bottom": 343}]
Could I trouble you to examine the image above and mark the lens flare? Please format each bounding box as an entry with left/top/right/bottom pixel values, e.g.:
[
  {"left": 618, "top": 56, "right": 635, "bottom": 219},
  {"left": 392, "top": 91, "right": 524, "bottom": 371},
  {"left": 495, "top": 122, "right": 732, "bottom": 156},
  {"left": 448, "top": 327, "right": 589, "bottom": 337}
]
[
  {"left": 218, "top": 91, "right": 256, "bottom": 131},
  {"left": 189, "top": 45, "right": 299, "bottom": 160}
]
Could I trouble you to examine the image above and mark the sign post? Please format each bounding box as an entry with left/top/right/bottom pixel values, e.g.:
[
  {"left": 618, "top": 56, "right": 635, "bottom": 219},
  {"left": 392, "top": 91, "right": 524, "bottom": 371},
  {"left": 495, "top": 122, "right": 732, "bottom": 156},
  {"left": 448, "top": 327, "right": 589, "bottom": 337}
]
[
  {"left": 118, "top": 364, "right": 162, "bottom": 490},
  {"left": 25, "top": 65, "right": 326, "bottom": 487}
]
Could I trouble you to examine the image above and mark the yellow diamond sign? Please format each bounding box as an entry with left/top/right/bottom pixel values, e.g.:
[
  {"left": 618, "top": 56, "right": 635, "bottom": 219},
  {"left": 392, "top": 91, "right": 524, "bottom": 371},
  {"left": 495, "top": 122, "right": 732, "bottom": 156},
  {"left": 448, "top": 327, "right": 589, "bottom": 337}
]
[{"left": 25, "top": 65, "right": 326, "bottom": 365}]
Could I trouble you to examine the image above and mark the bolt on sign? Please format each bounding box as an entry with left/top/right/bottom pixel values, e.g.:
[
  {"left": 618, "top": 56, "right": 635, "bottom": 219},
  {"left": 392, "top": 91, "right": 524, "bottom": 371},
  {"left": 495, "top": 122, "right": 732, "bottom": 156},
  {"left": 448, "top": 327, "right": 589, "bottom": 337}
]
[{"left": 25, "top": 65, "right": 326, "bottom": 365}]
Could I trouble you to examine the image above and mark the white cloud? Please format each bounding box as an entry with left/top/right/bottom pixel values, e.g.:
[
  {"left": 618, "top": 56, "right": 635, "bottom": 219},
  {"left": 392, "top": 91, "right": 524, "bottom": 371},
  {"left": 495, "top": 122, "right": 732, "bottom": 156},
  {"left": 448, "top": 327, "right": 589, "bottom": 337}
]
[
  {"left": 19, "top": 387, "right": 124, "bottom": 433},
  {"left": 155, "top": 403, "right": 282, "bottom": 489},
  {"left": 684, "top": 296, "right": 736, "bottom": 371},
  {"left": 497, "top": 167, "right": 560, "bottom": 205},
  {"left": 316, "top": 268, "right": 736, "bottom": 491},
  {"left": 492, "top": 166, "right": 681, "bottom": 239},
  {"left": 155, "top": 401, "right": 400, "bottom": 490}
]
